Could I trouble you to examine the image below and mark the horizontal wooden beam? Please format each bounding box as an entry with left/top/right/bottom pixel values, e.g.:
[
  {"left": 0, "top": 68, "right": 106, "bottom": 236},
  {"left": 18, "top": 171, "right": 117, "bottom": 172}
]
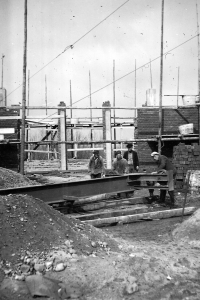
[
  {"left": 83, "top": 207, "right": 196, "bottom": 227},
  {"left": 76, "top": 205, "right": 148, "bottom": 221},
  {"left": 2, "top": 135, "right": 199, "bottom": 145},
  {"left": 3, "top": 105, "right": 198, "bottom": 110},
  {"left": 25, "top": 149, "right": 58, "bottom": 154},
  {"left": 0, "top": 128, "right": 15, "bottom": 134}
]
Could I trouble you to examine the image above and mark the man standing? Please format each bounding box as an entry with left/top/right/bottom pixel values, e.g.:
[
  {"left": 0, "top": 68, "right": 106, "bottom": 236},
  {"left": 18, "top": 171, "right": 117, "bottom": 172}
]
[
  {"left": 112, "top": 150, "right": 128, "bottom": 175},
  {"left": 151, "top": 151, "right": 177, "bottom": 208},
  {"left": 123, "top": 143, "right": 139, "bottom": 173},
  {"left": 88, "top": 150, "right": 105, "bottom": 179}
]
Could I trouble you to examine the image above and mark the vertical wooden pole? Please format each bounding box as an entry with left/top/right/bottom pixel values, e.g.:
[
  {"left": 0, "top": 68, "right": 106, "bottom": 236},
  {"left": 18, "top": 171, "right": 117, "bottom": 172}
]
[
  {"left": 20, "top": 0, "right": 27, "bottom": 174},
  {"left": 113, "top": 60, "right": 116, "bottom": 150},
  {"left": 102, "top": 101, "right": 112, "bottom": 168},
  {"left": 158, "top": 0, "right": 164, "bottom": 154},
  {"left": 89, "top": 71, "right": 93, "bottom": 147},
  {"left": 89, "top": 71, "right": 92, "bottom": 122},
  {"left": 177, "top": 66, "right": 180, "bottom": 107},
  {"left": 58, "top": 102, "right": 67, "bottom": 170},
  {"left": 45, "top": 75, "right": 47, "bottom": 115},
  {"left": 27, "top": 69, "right": 30, "bottom": 160},
  {"left": 45, "top": 75, "right": 50, "bottom": 159},
  {"left": 196, "top": 2, "right": 200, "bottom": 145},
  {"left": 149, "top": 59, "right": 153, "bottom": 89},
  {"left": 1, "top": 54, "right": 5, "bottom": 89},
  {"left": 70, "top": 79, "right": 73, "bottom": 145},
  {"left": 70, "top": 80, "right": 74, "bottom": 157},
  {"left": 27, "top": 70, "right": 30, "bottom": 116},
  {"left": 134, "top": 59, "right": 136, "bottom": 118}
]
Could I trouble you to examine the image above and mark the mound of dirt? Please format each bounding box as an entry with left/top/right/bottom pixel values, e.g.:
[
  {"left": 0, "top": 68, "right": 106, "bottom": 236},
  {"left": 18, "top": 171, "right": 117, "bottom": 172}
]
[
  {"left": 172, "top": 207, "right": 200, "bottom": 241},
  {"left": 0, "top": 168, "right": 40, "bottom": 188},
  {"left": 0, "top": 194, "right": 118, "bottom": 265}
]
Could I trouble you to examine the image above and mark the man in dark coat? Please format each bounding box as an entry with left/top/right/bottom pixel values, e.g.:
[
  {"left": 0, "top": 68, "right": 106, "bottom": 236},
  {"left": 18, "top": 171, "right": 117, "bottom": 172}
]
[
  {"left": 123, "top": 143, "right": 139, "bottom": 173},
  {"left": 151, "top": 151, "right": 177, "bottom": 208}
]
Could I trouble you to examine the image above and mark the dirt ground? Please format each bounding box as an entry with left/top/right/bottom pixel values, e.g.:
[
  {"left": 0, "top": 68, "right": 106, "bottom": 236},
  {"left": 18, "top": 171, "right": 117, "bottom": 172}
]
[{"left": 1, "top": 168, "right": 200, "bottom": 300}]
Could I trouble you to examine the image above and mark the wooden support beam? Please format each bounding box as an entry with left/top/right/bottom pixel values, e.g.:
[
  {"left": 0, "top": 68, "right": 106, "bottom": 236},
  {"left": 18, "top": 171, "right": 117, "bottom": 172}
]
[
  {"left": 4, "top": 105, "right": 198, "bottom": 110},
  {"left": 80, "top": 196, "right": 145, "bottom": 212},
  {"left": 75, "top": 205, "right": 148, "bottom": 221},
  {"left": 63, "top": 189, "right": 135, "bottom": 206},
  {"left": 25, "top": 150, "right": 58, "bottom": 154},
  {"left": 128, "top": 185, "right": 168, "bottom": 190},
  {"left": 83, "top": 207, "right": 196, "bottom": 227},
  {"left": 33, "top": 130, "right": 52, "bottom": 151}
]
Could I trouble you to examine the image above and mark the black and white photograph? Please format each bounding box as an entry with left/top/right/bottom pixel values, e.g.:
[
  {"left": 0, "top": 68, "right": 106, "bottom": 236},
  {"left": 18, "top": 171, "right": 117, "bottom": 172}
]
[{"left": 0, "top": 0, "right": 200, "bottom": 299}]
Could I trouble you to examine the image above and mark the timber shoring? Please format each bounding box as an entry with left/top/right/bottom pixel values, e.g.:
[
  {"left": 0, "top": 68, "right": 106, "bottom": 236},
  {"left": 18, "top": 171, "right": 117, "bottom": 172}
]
[{"left": 83, "top": 207, "right": 196, "bottom": 227}]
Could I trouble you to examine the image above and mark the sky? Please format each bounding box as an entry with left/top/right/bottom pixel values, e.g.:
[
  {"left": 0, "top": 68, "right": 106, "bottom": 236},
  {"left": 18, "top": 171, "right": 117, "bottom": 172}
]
[{"left": 0, "top": 0, "right": 200, "bottom": 120}]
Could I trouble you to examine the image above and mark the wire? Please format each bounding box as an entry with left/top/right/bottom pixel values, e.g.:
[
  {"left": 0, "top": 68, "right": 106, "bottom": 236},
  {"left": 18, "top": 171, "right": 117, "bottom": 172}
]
[
  {"left": 72, "top": 0, "right": 130, "bottom": 46},
  {"left": 70, "top": 33, "right": 200, "bottom": 107},
  {"left": 6, "top": 31, "right": 200, "bottom": 135},
  {"left": 5, "top": 0, "right": 130, "bottom": 101}
]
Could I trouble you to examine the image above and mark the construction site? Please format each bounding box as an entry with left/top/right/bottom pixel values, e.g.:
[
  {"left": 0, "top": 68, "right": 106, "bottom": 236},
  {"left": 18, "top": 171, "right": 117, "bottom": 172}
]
[{"left": 1, "top": 0, "right": 200, "bottom": 299}]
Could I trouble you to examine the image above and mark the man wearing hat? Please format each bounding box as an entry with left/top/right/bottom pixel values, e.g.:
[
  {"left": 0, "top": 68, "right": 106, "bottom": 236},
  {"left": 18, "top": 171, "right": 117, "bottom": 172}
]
[
  {"left": 123, "top": 143, "right": 139, "bottom": 173},
  {"left": 151, "top": 152, "right": 177, "bottom": 208},
  {"left": 112, "top": 150, "right": 128, "bottom": 175},
  {"left": 88, "top": 150, "right": 105, "bottom": 179}
]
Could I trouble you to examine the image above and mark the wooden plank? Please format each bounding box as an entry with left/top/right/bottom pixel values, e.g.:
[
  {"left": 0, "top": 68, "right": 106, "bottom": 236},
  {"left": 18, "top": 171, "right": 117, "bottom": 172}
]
[
  {"left": 74, "top": 205, "right": 148, "bottom": 221},
  {"left": 128, "top": 185, "right": 168, "bottom": 190},
  {"left": 128, "top": 173, "right": 168, "bottom": 181},
  {"left": 0, "top": 116, "right": 21, "bottom": 120},
  {"left": 66, "top": 148, "right": 103, "bottom": 152},
  {"left": 80, "top": 197, "right": 145, "bottom": 211},
  {"left": 64, "top": 190, "right": 135, "bottom": 205},
  {"left": 83, "top": 207, "right": 196, "bottom": 227},
  {"left": 0, "top": 128, "right": 15, "bottom": 134},
  {"left": 62, "top": 196, "right": 79, "bottom": 202},
  {"left": 25, "top": 149, "right": 58, "bottom": 154}
]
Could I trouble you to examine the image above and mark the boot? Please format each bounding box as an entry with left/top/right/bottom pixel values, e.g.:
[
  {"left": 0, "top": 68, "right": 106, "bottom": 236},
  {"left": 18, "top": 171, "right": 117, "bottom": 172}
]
[
  {"left": 147, "top": 189, "right": 154, "bottom": 204},
  {"left": 158, "top": 190, "right": 166, "bottom": 204},
  {"left": 168, "top": 191, "right": 176, "bottom": 209},
  {"left": 149, "top": 189, "right": 154, "bottom": 199}
]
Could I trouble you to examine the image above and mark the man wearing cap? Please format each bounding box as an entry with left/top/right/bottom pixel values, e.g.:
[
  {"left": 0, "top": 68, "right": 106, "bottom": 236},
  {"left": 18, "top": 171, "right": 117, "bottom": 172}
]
[
  {"left": 123, "top": 143, "right": 139, "bottom": 173},
  {"left": 112, "top": 150, "right": 128, "bottom": 175},
  {"left": 151, "top": 152, "right": 177, "bottom": 208},
  {"left": 88, "top": 150, "right": 105, "bottom": 179}
]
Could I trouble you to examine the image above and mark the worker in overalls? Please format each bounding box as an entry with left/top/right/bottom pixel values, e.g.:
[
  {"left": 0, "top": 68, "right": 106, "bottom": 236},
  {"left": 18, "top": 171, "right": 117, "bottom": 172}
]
[{"left": 151, "top": 152, "right": 177, "bottom": 208}]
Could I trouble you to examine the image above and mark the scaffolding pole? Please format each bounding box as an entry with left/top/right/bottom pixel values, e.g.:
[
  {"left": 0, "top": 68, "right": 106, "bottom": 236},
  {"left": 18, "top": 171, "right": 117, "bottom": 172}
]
[
  {"left": 196, "top": 2, "right": 200, "bottom": 145},
  {"left": 158, "top": 0, "right": 164, "bottom": 154},
  {"left": 20, "top": 0, "right": 27, "bottom": 174}
]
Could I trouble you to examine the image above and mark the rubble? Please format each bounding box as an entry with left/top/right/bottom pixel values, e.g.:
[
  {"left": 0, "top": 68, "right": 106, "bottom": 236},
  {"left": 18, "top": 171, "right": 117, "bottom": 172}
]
[
  {"left": 0, "top": 169, "right": 200, "bottom": 299},
  {"left": 0, "top": 167, "right": 40, "bottom": 189},
  {"left": 172, "top": 207, "right": 200, "bottom": 241}
]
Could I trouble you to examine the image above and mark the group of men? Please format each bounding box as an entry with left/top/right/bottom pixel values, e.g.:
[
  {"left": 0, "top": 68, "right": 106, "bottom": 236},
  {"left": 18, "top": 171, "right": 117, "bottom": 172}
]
[
  {"left": 88, "top": 143, "right": 138, "bottom": 178},
  {"left": 88, "top": 144, "right": 176, "bottom": 208}
]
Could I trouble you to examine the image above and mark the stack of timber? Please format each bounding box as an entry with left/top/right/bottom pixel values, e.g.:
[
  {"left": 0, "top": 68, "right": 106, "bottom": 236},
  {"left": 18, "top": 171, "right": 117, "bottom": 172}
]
[
  {"left": 49, "top": 191, "right": 196, "bottom": 228},
  {"left": 173, "top": 143, "right": 200, "bottom": 189},
  {"left": 50, "top": 191, "right": 145, "bottom": 214}
]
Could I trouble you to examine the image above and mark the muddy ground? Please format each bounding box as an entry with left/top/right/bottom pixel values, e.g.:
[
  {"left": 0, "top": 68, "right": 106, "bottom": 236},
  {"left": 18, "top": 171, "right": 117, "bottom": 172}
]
[{"left": 1, "top": 167, "right": 200, "bottom": 300}]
